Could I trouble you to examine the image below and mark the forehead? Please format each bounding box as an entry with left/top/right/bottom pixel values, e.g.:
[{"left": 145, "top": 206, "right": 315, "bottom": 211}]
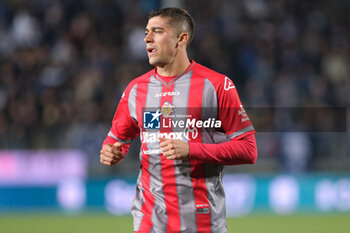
[{"left": 146, "top": 16, "right": 172, "bottom": 29}]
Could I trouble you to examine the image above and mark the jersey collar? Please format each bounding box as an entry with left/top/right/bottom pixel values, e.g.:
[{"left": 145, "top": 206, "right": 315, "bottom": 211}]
[{"left": 154, "top": 60, "right": 196, "bottom": 87}]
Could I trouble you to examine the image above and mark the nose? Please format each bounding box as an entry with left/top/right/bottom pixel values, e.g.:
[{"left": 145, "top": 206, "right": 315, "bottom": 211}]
[{"left": 144, "top": 32, "right": 153, "bottom": 43}]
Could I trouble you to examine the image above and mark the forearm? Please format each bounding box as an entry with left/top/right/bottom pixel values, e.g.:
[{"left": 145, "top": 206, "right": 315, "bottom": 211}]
[{"left": 189, "top": 133, "right": 257, "bottom": 165}]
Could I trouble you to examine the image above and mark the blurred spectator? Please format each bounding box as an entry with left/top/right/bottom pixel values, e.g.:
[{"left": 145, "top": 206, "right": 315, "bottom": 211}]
[
  {"left": 11, "top": 10, "right": 42, "bottom": 48},
  {"left": 279, "top": 132, "right": 312, "bottom": 173}
]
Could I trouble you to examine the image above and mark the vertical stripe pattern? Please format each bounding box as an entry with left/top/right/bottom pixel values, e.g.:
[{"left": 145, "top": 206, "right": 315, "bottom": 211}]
[
  {"left": 202, "top": 78, "right": 227, "bottom": 232},
  {"left": 159, "top": 83, "right": 181, "bottom": 232},
  {"left": 133, "top": 78, "right": 151, "bottom": 232},
  {"left": 129, "top": 84, "right": 138, "bottom": 121},
  {"left": 146, "top": 76, "right": 167, "bottom": 230},
  {"left": 187, "top": 75, "right": 212, "bottom": 233},
  {"left": 172, "top": 72, "right": 197, "bottom": 232},
  {"left": 137, "top": 75, "right": 171, "bottom": 232}
]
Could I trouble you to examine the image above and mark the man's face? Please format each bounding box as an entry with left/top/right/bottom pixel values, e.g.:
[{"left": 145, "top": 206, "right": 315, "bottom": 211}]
[{"left": 144, "top": 16, "right": 179, "bottom": 67}]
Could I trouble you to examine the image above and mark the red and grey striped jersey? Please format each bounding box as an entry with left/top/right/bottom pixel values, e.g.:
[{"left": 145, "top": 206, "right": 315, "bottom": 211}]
[{"left": 103, "top": 60, "right": 256, "bottom": 233}]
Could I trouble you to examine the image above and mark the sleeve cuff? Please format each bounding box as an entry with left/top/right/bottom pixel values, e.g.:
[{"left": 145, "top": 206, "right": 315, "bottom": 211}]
[{"left": 102, "top": 136, "right": 117, "bottom": 146}]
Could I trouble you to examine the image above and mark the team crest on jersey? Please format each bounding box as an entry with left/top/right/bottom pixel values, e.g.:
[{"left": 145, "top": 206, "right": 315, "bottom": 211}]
[
  {"left": 161, "top": 101, "right": 175, "bottom": 118},
  {"left": 224, "top": 76, "right": 235, "bottom": 91}
]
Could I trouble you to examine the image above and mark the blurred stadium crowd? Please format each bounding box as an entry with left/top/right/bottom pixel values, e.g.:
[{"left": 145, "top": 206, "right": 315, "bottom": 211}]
[{"left": 0, "top": 0, "right": 348, "bottom": 174}]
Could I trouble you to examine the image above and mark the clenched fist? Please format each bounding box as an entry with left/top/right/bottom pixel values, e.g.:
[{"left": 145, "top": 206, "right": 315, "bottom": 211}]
[
  {"left": 100, "top": 141, "right": 125, "bottom": 166},
  {"left": 159, "top": 137, "right": 190, "bottom": 160}
]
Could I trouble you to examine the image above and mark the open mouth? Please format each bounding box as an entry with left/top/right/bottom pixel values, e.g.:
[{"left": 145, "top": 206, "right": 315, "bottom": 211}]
[{"left": 147, "top": 47, "right": 157, "bottom": 55}]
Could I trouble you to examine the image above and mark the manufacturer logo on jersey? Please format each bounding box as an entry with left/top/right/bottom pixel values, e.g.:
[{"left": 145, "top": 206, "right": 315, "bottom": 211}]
[
  {"left": 224, "top": 76, "right": 235, "bottom": 91},
  {"left": 143, "top": 110, "right": 161, "bottom": 129},
  {"left": 154, "top": 91, "right": 180, "bottom": 97},
  {"left": 161, "top": 101, "right": 175, "bottom": 118}
]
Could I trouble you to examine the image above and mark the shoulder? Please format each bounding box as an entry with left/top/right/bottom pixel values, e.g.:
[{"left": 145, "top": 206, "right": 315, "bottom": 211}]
[
  {"left": 192, "top": 62, "right": 225, "bottom": 79},
  {"left": 192, "top": 62, "right": 231, "bottom": 90}
]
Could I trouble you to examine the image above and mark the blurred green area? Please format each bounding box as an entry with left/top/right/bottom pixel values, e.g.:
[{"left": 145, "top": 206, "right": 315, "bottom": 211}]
[{"left": 1, "top": 213, "right": 349, "bottom": 233}]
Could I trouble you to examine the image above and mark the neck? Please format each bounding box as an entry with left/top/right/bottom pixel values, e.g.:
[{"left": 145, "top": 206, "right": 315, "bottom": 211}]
[{"left": 157, "top": 52, "right": 191, "bottom": 77}]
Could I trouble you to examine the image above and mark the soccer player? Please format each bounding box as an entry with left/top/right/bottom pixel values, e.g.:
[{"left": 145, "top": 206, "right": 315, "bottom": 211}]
[{"left": 100, "top": 7, "right": 257, "bottom": 233}]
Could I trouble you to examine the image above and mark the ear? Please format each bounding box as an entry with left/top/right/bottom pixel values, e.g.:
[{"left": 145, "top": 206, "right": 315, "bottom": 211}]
[{"left": 177, "top": 32, "right": 189, "bottom": 47}]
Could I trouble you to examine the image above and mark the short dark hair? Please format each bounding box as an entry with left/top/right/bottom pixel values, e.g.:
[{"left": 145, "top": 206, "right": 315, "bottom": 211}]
[{"left": 148, "top": 7, "right": 195, "bottom": 46}]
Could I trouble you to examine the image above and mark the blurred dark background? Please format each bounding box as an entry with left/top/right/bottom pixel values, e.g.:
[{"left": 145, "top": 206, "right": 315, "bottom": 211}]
[{"left": 0, "top": 0, "right": 349, "bottom": 176}]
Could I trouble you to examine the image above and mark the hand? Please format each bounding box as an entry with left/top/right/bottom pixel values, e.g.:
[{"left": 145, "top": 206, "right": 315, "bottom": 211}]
[
  {"left": 159, "top": 137, "right": 190, "bottom": 160},
  {"left": 100, "top": 141, "right": 125, "bottom": 166}
]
